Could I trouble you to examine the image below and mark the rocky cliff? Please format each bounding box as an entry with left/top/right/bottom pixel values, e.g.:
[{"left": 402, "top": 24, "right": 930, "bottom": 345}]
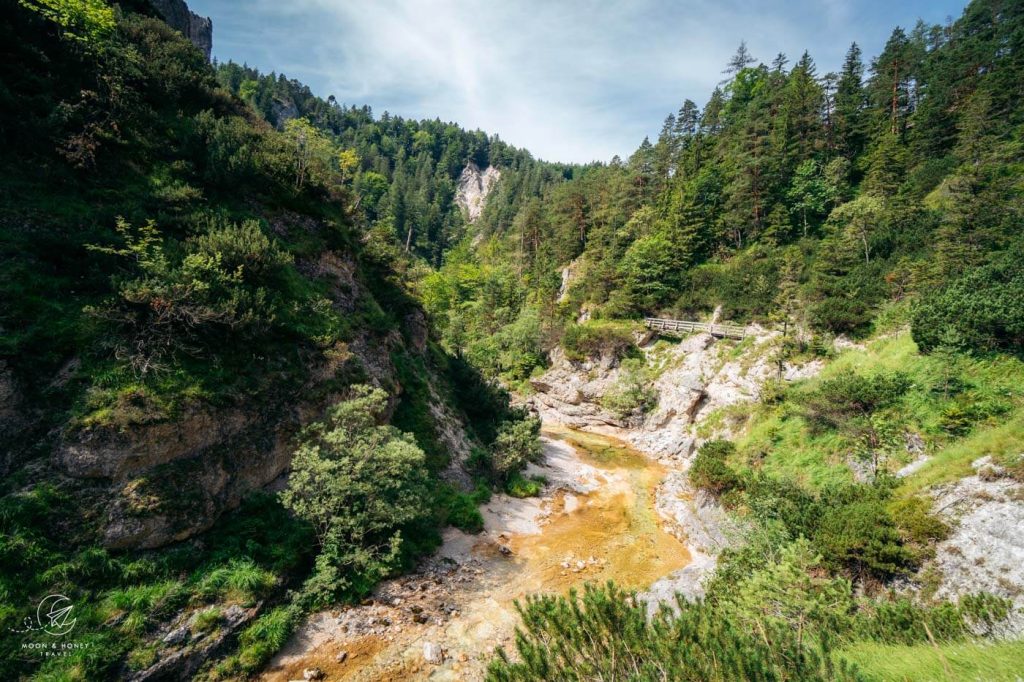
[
  {"left": 55, "top": 250, "right": 471, "bottom": 551},
  {"left": 150, "top": 0, "right": 213, "bottom": 60},
  {"left": 455, "top": 162, "right": 501, "bottom": 222},
  {"left": 528, "top": 326, "right": 821, "bottom": 462},
  {"left": 528, "top": 326, "right": 823, "bottom": 600}
]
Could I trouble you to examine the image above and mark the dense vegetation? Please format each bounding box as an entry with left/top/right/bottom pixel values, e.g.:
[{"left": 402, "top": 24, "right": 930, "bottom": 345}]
[
  {"left": 0, "top": 1, "right": 537, "bottom": 678},
  {"left": 478, "top": 1, "right": 1024, "bottom": 678},
  {"left": 422, "top": 0, "right": 1024, "bottom": 386},
  {"left": 3, "top": 0, "right": 1024, "bottom": 679}
]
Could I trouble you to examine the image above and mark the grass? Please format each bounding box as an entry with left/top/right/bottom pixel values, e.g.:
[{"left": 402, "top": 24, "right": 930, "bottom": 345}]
[
  {"left": 899, "top": 410, "right": 1024, "bottom": 495},
  {"left": 839, "top": 638, "right": 1024, "bottom": 681},
  {"left": 505, "top": 473, "right": 546, "bottom": 498},
  {"left": 725, "top": 331, "right": 1024, "bottom": 495},
  {"left": 0, "top": 490, "right": 315, "bottom": 680}
]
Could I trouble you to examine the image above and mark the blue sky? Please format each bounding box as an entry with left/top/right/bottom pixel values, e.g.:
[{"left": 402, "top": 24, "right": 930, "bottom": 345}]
[{"left": 189, "top": 0, "right": 969, "bottom": 164}]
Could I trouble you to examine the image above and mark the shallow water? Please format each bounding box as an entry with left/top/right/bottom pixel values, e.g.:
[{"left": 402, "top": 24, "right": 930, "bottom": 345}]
[{"left": 263, "top": 425, "right": 689, "bottom": 681}]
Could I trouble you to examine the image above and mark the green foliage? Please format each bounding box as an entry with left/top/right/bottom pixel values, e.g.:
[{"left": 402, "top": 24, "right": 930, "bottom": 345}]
[
  {"left": 434, "top": 483, "right": 489, "bottom": 532},
  {"left": 912, "top": 246, "right": 1024, "bottom": 356},
  {"left": 851, "top": 593, "right": 1011, "bottom": 645},
  {"left": 213, "top": 605, "right": 300, "bottom": 678},
  {"left": 17, "top": 0, "right": 115, "bottom": 46},
  {"left": 280, "top": 385, "right": 431, "bottom": 606},
  {"left": 487, "top": 583, "right": 861, "bottom": 681},
  {"left": 726, "top": 538, "right": 855, "bottom": 635},
  {"left": 504, "top": 473, "right": 545, "bottom": 498},
  {"left": 488, "top": 417, "right": 543, "bottom": 480},
  {"left": 561, "top": 320, "right": 638, "bottom": 362},
  {"left": 600, "top": 357, "right": 658, "bottom": 418},
  {"left": 800, "top": 372, "right": 910, "bottom": 433},
  {"left": 689, "top": 440, "right": 742, "bottom": 495}
]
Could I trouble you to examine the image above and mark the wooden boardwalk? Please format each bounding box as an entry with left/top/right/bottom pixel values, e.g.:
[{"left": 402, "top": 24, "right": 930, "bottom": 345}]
[{"left": 644, "top": 317, "right": 746, "bottom": 340}]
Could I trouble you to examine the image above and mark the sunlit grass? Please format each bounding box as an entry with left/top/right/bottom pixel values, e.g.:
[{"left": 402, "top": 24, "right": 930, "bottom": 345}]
[{"left": 839, "top": 638, "right": 1024, "bottom": 681}]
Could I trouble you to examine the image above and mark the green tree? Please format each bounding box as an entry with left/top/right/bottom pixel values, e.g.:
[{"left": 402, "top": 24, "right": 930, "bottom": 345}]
[
  {"left": 826, "top": 195, "right": 885, "bottom": 264},
  {"left": 17, "top": 0, "right": 115, "bottom": 46},
  {"left": 729, "top": 538, "right": 854, "bottom": 640},
  {"left": 281, "top": 385, "right": 430, "bottom": 605},
  {"left": 787, "top": 160, "right": 830, "bottom": 236},
  {"left": 489, "top": 417, "right": 542, "bottom": 480}
]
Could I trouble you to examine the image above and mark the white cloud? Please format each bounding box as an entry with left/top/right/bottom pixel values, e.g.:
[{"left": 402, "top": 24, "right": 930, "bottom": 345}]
[{"left": 194, "top": 0, "right": 967, "bottom": 163}]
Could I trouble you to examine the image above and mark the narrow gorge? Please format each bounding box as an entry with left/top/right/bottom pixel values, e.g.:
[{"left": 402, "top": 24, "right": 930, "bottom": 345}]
[{"left": 4, "top": 0, "right": 1024, "bottom": 680}]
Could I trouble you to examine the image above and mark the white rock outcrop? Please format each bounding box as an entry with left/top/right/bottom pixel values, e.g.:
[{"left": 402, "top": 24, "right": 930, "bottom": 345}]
[
  {"left": 527, "top": 326, "right": 823, "bottom": 604},
  {"left": 455, "top": 162, "right": 500, "bottom": 222},
  {"left": 931, "top": 456, "right": 1024, "bottom": 611}
]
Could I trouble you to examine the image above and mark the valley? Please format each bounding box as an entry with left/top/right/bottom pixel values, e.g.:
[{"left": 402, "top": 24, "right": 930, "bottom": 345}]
[{"left": 3, "top": 0, "right": 1024, "bottom": 680}]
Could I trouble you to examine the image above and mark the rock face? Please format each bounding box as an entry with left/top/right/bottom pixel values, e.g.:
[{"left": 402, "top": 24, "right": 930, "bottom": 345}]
[
  {"left": 528, "top": 326, "right": 821, "bottom": 463},
  {"left": 52, "top": 248, "right": 465, "bottom": 550},
  {"left": 931, "top": 456, "right": 1024, "bottom": 612},
  {"left": 528, "top": 326, "right": 823, "bottom": 603},
  {"left": 150, "top": 0, "right": 213, "bottom": 60},
  {"left": 455, "top": 162, "right": 500, "bottom": 222},
  {"left": 130, "top": 604, "right": 258, "bottom": 681}
]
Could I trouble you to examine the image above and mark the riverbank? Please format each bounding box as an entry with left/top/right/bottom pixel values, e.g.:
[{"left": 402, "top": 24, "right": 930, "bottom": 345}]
[{"left": 261, "top": 427, "right": 690, "bottom": 681}]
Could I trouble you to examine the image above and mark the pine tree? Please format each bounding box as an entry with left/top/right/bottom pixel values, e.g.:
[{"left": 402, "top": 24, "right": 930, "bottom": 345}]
[
  {"left": 782, "top": 51, "right": 825, "bottom": 166},
  {"left": 724, "top": 40, "right": 757, "bottom": 77},
  {"left": 834, "top": 43, "right": 866, "bottom": 159}
]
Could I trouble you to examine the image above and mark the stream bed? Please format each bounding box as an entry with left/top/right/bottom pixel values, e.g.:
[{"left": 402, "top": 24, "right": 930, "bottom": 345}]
[{"left": 262, "top": 425, "right": 690, "bottom": 681}]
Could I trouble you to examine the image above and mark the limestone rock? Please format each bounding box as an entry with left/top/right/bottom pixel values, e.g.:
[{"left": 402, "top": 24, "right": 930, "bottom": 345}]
[
  {"left": 931, "top": 456, "right": 1024, "bottom": 613},
  {"left": 150, "top": 0, "right": 213, "bottom": 60},
  {"left": 455, "top": 162, "right": 501, "bottom": 222},
  {"left": 423, "top": 641, "right": 444, "bottom": 664}
]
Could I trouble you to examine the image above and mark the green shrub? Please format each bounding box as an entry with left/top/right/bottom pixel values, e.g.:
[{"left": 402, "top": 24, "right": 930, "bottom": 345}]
[
  {"left": 813, "top": 497, "right": 913, "bottom": 580},
  {"left": 600, "top": 357, "right": 658, "bottom": 418},
  {"left": 505, "top": 473, "right": 545, "bottom": 498},
  {"left": 435, "top": 484, "right": 485, "bottom": 533},
  {"left": 853, "top": 593, "right": 1011, "bottom": 645},
  {"left": 800, "top": 372, "right": 910, "bottom": 432},
  {"left": 489, "top": 417, "right": 543, "bottom": 479},
  {"left": 912, "top": 246, "right": 1024, "bottom": 356},
  {"left": 280, "top": 385, "right": 431, "bottom": 607},
  {"left": 689, "top": 440, "right": 741, "bottom": 495},
  {"left": 487, "top": 582, "right": 860, "bottom": 681},
  {"left": 562, "top": 320, "right": 638, "bottom": 362}
]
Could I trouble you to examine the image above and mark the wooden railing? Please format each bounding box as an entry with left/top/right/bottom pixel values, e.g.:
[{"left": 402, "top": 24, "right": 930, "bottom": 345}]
[{"left": 644, "top": 317, "right": 746, "bottom": 340}]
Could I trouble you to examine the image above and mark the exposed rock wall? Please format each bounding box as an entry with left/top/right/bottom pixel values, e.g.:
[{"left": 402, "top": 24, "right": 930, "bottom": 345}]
[
  {"left": 931, "top": 456, "right": 1024, "bottom": 613},
  {"left": 150, "top": 0, "right": 213, "bottom": 60},
  {"left": 528, "top": 327, "right": 821, "bottom": 463},
  {"left": 455, "top": 162, "right": 500, "bottom": 222},
  {"left": 54, "top": 250, "right": 471, "bottom": 550},
  {"left": 528, "top": 327, "right": 823, "bottom": 601}
]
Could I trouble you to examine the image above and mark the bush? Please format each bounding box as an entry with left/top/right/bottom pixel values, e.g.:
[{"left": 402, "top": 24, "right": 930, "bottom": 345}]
[
  {"left": 280, "top": 385, "right": 431, "bottom": 606},
  {"left": 853, "top": 593, "right": 1011, "bottom": 645},
  {"left": 435, "top": 484, "right": 486, "bottom": 533},
  {"left": 562, "top": 320, "right": 638, "bottom": 362},
  {"left": 813, "top": 497, "right": 913, "bottom": 580},
  {"left": 489, "top": 417, "right": 543, "bottom": 479},
  {"left": 912, "top": 247, "right": 1024, "bottom": 355},
  {"left": 600, "top": 357, "right": 658, "bottom": 418},
  {"left": 800, "top": 372, "right": 910, "bottom": 432},
  {"left": 87, "top": 218, "right": 338, "bottom": 377},
  {"left": 689, "top": 440, "right": 741, "bottom": 495},
  {"left": 505, "top": 473, "right": 545, "bottom": 498},
  {"left": 487, "top": 583, "right": 860, "bottom": 681}
]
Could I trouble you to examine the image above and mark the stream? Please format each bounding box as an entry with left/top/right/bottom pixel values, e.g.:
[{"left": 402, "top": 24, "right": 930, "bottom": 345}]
[{"left": 262, "top": 425, "right": 690, "bottom": 681}]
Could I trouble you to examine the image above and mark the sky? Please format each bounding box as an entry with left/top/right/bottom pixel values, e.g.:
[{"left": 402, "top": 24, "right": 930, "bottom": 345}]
[{"left": 188, "top": 0, "right": 969, "bottom": 164}]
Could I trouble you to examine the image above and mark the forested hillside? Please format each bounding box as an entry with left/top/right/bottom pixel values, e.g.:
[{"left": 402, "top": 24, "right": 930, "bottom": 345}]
[
  {"left": 0, "top": 1, "right": 537, "bottom": 678},
  {"left": 212, "top": 61, "right": 578, "bottom": 266},
  {"left": 423, "top": 0, "right": 1023, "bottom": 384},
  {"left": 2, "top": 0, "right": 1024, "bottom": 680}
]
